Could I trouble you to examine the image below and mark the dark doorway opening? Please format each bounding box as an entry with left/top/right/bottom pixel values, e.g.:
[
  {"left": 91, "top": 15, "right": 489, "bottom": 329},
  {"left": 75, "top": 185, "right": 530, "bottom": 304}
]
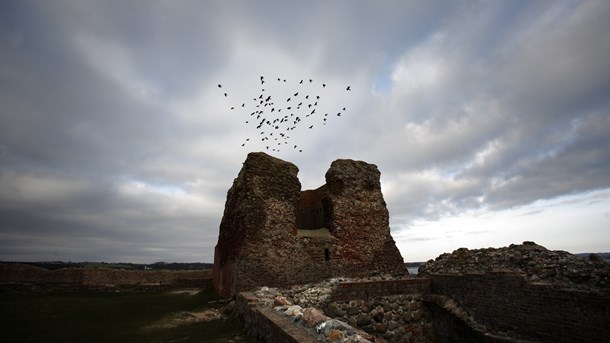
[
  {"left": 324, "top": 248, "right": 330, "bottom": 261},
  {"left": 297, "top": 185, "right": 327, "bottom": 230}
]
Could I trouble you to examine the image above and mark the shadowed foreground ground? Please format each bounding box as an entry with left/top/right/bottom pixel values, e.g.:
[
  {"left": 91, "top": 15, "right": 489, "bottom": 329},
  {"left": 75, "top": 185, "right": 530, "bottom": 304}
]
[{"left": 0, "top": 279, "right": 260, "bottom": 343}]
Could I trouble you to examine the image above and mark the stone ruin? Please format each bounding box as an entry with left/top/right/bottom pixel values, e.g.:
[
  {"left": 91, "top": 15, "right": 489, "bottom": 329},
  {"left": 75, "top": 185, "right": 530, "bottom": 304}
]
[
  {"left": 234, "top": 242, "right": 610, "bottom": 343},
  {"left": 212, "top": 153, "right": 610, "bottom": 341},
  {"left": 213, "top": 152, "right": 406, "bottom": 297}
]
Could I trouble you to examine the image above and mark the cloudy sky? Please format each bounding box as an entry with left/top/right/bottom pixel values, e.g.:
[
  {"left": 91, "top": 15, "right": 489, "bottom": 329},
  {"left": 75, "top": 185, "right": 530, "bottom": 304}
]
[{"left": 1, "top": 1, "right": 609, "bottom": 263}]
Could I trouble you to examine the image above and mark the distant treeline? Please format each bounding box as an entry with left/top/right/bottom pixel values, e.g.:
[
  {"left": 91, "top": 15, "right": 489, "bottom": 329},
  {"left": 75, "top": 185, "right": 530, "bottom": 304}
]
[{"left": 2, "top": 261, "right": 213, "bottom": 271}]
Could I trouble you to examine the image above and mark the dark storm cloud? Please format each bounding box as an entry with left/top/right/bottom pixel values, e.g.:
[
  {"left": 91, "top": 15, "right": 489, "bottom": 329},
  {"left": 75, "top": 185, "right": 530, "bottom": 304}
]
[
  {"left": 484, "top": 112, "right": 610, "bottom": 209},
  {"left": 1, "top": 1, "right": 609, "bottom": 262},
  {"left": 341, "top": 1, "right": 610, "bottom": 224},
  {"left": 1, "top": 5, "right": 178, "bottom": 175}
]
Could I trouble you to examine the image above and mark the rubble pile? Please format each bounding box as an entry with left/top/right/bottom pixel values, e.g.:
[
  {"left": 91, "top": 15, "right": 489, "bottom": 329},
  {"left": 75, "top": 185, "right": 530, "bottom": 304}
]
[{"left": 419, "top": 241, "right": 609, "bottom": 293}]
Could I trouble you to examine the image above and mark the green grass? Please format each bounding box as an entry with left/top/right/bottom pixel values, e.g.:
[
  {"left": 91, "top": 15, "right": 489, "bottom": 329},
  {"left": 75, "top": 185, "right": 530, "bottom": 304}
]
[{"left": 0, "top": 280, "right": 260, "bottom": 343}]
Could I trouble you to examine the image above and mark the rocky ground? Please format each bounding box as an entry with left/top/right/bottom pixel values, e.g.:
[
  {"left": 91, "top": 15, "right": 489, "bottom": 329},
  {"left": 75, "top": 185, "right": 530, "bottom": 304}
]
[
  {"left": 240, "top": 275, "right": 434, "bottom": 343},
  {"left": 419, "top": 241, "right": 609, "bottom": 294}
]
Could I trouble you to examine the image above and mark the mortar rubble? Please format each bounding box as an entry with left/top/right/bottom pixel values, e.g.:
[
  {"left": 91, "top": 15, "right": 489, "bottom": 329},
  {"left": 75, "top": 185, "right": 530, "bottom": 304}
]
[{"left": 419, "top": 241, "right": 609, "bottom": 294}]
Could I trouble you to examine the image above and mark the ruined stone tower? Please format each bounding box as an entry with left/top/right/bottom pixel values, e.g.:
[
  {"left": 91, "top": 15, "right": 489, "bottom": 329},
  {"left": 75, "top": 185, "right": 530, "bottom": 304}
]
[{"left": 213, "top": 152, "right": 405, "bottom": 297}]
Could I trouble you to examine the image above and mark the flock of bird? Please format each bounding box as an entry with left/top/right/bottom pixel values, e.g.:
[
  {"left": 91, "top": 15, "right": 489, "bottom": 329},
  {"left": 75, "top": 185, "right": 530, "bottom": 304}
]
[{"left": 218, "top": 76, "right": 351, "bottom": 152}]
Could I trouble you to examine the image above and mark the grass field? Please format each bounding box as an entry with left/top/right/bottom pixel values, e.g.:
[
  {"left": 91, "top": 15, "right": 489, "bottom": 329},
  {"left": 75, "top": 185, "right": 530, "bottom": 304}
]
[{"left": 0, "top": 280, "right": 260, "bottom": 343}]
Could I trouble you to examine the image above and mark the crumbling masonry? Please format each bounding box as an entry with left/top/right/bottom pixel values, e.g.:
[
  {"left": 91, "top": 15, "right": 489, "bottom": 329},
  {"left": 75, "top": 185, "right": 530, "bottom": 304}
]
[{"left": 213, "top": 152, "right": 405, "bottom": 297}]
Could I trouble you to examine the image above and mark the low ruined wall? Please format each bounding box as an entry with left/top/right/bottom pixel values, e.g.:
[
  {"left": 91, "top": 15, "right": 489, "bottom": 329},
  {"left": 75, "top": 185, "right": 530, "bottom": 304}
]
[
  {"left": 331, "top": 279, "right": 430, "bottom": 301},
  {"left": 0, "top": 263, "right": 212, "bottom": 289},
  {"left": 318, "top": 279, "right": 436, "bottom": 341},
  {"left": 80, "top": 269, "right": 210, "bottom": 287},
  {"left": 323, "top": 293, "right": 435, "bottom": 341},
  {"left": 236, "top": 292, "right": 318, "bottom": 343},
  {"left": 429, "top": 272, "right": 610, "bottom": 342}
]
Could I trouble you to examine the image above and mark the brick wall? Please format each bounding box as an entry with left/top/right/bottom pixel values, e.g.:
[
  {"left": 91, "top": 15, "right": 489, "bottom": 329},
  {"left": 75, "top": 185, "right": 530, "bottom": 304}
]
[
  {"left": 331, "top": 279, "right": 430, "bottom": 301},
  {"left": 429, "top": 272, "right": 610, "bottom": 342}
]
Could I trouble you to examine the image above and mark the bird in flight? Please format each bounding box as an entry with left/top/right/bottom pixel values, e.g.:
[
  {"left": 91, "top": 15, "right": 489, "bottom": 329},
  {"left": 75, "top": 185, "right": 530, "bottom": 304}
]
[{"left": 219, "top": 76, "right": 352, "bottom": 153}]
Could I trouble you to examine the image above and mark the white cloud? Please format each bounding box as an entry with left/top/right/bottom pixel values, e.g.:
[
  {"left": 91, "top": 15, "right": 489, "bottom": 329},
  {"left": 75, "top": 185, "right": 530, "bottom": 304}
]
[{"left": 396, "top": 189, "right": 610, "bottom": 261}]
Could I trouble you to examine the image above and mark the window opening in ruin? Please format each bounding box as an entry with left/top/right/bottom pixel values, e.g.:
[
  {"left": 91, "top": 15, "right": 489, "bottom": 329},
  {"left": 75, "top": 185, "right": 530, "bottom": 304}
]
[
  {"left": 324, "top": 248, "right": 330, "bottom": 261},
  {"left": 296, "top": 185, "right": 327, "bottom": 230}
]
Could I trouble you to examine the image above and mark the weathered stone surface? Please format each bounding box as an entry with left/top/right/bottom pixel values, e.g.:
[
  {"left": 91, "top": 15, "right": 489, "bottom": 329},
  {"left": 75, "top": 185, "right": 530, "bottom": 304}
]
[
  {"left": 319, "top": 319, "right": 356, "bottom": 336},
  {"left": 325, "top": 302, "right": 346, "bottom": 318},
  {"left": 246, "top": 276, "right": 434, "bottom": 343},
  {"left": 375, "top": 322, "right": 388, "bottom": 334},
  {"left": 361, "top": 301, "right": 374, "bottom": 313},
  {"left": 345, "top": 336, "right": 373, "bottom": 343},
  {"left": 274, "top": 296, "right": 289, "bottom": 306},
  {"left": 356, "top": 314, "right": 372, "bottom": 326},
  {"left": 326, "top": 329, "right": 345, "bottom": 342},
  {"left": 372, "top": 310, "right": 384, "bottom": 323},
  {"left": 419, "top": 241, "right": 609, "bottom": 293},
  {"left": 361, "top": 324, "right": 375, "bottom": 334},
  {"left": 411, "top": 309, "right": 423, "bottom": 321},
  {"left": 213, "top": 152, "right": 300, "bottom": 297},
  {"left": 346, "top": 306, "right": 360, "bottom": 316},
  {"left": 324, "top": 159, "right": 405, "bottom": 276},
  {"left": 302, "top": 307, "right": 327, "bottom": 328},
  {"left": 213, "top": 152, "right": 406, "bottom": 296},
  {"left": 284, "top": 305, "right": 304, "bottom": 318}
]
